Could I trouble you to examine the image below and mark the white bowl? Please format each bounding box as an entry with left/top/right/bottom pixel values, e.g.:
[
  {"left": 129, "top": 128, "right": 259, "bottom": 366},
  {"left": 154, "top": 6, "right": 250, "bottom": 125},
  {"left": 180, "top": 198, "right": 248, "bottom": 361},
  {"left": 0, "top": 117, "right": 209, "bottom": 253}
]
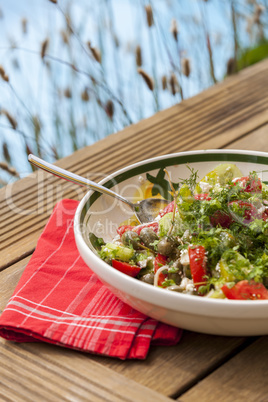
[{"left": 74, "top": 150, "right": 268, "bottom": 336}]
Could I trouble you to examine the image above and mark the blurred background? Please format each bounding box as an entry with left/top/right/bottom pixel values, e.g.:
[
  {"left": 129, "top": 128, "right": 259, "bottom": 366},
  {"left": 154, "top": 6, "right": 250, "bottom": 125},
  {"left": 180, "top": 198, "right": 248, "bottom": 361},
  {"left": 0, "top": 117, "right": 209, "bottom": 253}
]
[{"left": 0, "top": 0, "right": 267, "bottom": 187}]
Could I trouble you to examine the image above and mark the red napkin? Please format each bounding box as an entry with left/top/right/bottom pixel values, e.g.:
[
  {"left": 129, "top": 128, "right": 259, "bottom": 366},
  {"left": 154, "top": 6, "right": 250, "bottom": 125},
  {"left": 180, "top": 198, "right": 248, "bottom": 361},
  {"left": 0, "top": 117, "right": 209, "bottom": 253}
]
[{"left": 0, "top": 199, "right": 182, "bottom": 360}]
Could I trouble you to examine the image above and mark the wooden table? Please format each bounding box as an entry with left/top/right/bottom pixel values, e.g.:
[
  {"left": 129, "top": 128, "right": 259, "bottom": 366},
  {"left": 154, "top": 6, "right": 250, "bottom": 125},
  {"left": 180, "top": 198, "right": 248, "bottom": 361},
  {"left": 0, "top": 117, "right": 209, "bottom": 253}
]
[{"left": 1, "top": 59, "right": 268, "bottom": 401}]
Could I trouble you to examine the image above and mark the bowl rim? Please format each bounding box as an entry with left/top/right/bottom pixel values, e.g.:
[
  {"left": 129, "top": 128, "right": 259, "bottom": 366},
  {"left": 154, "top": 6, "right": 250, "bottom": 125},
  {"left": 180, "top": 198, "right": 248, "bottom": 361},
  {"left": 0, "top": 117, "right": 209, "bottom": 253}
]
[{"left": 74, "top": 149, "right": 268, "bottom": 319}]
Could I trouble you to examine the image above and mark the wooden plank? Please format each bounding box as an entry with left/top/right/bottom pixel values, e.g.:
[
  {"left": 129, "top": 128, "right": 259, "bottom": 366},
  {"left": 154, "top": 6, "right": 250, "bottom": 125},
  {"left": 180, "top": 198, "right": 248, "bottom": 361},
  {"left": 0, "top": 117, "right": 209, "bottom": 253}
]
[
  {"left": 0, "top": 257, "right": 30, "bottom": 312},
  {"left": 225, "top": 124, "right": 268, "bottom": 152},
  {"left": 0, "top": 341, "right": 171, "bottom": 402},
  {"left": 0, "top": 257, "right": 249, "bottom": 397},
  {"left": 90, "top": 332, "right": 249, "bottom": 397},
  {"left": 180, "top": 336, "right": 268, "bottom": 402}
]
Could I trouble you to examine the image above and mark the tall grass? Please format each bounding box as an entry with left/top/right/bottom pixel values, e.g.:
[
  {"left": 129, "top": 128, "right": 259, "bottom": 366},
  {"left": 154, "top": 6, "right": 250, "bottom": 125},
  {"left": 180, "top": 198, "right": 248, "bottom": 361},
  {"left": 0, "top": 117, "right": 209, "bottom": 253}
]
[{"left": 0, "top": 0, "right": 267, "bottom": 187}]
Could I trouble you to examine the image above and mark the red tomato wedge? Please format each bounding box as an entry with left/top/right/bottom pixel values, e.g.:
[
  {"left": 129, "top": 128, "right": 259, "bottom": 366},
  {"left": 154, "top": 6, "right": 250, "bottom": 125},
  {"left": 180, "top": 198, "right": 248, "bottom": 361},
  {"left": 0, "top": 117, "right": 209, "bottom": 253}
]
[
  {"left": 117, "top": 225, "right": 135, "bottom": 237},
  {"left": 222, "top": 280, "right": 268, "bottom": 300},
  {"left": 228, "top": 200, "right": 259, "bottom": 223},
  {"left": 111, "top": 260, "right": 141, "bottom": 277},
  {"left": 134, "top": 222, "right": 159, "bottom": 235},
  {"left": 158, "top": 200, "right": 176, "bottom": 217},
  {"left": 262, "top": 209, "right": 268, "bottom": 221},
  {"left": 210, "top": 200, "right": 260, "bottom": 228},
  {"left": 232, "top": 176, "right": 262, "bottom": 193},
  {"left": 188, "top": 245, "right": 207, "bottom": 291},
  {"left": 154, "top": 254, "right": 168, "bottom": 286},
  {"left": 117, "top": 222, "right": 159, "bottom": 237},
  {"left": 210, "top": 210, "right": 233, "bottom": 228}
]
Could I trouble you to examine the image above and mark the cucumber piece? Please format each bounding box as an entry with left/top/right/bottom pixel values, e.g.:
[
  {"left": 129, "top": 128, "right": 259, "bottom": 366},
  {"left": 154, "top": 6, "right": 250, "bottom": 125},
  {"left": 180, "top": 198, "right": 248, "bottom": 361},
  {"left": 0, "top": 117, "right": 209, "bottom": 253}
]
[
  {"left": 158, "top": 212, "right": 182, "bottom": 237},
  {"left": 100, "top": 242, "right": 134, "bottom": 262},
  {"left": 179, "top": 184, "right": 193, "bottom": 203},
  {"left": 208, "top": 289, "right": 226, "bottom": 299},
  {"left": 200, "top": 163, "right": 243, "bottom": 187},
  {"left": 218, "top": 249, "right": 252, "bottom": 282}
]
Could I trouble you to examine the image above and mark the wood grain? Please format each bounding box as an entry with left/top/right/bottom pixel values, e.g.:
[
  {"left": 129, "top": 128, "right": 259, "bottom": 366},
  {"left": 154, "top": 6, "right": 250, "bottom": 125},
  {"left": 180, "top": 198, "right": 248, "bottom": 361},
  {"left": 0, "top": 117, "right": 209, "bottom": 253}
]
[
  {"left": 90, "top": 332, "right": 249, "bottom": 396},
  {"left": 0, "top": 257, "right": 30, "bottom": 313},
  {"left": 180, "top": 336, "right": 268, "bottom": 402},
  {"left": 226, "top": 124, "right": 268, "bottom": 152},
  {"left": 0, "top": 341, "right": 171, "bottom": 402}
]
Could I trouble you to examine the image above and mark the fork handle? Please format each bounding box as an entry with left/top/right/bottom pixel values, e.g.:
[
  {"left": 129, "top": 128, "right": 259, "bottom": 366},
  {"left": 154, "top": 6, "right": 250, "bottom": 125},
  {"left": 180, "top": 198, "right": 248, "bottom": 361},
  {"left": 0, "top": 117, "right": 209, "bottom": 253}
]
[{"left": 28, "top": 154, "right": 134, "bottom": 208}]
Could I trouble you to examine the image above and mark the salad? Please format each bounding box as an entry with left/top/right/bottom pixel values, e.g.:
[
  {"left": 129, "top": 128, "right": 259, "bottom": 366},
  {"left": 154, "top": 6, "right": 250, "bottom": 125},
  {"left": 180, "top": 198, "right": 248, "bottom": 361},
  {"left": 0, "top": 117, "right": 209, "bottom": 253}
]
[{"left": 96, "top": 163, "right": 268, "bottom": 300}]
